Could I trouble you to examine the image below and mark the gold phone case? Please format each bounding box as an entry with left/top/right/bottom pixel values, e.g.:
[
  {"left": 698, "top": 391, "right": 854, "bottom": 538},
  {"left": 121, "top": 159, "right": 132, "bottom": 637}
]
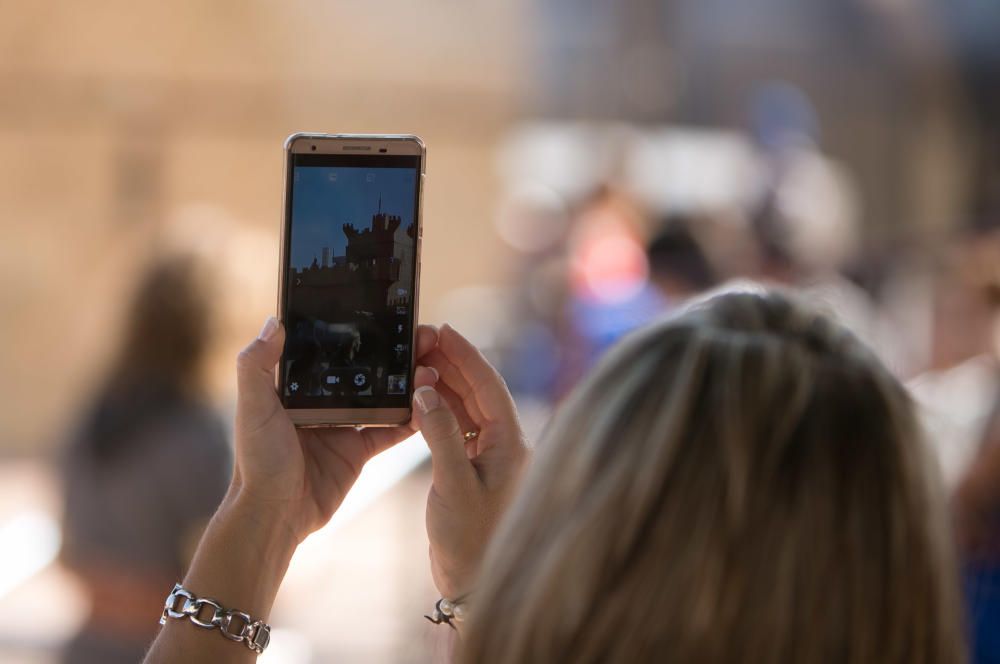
[{"left": 277, "top": 133, "right": 425, "bottom": 427}]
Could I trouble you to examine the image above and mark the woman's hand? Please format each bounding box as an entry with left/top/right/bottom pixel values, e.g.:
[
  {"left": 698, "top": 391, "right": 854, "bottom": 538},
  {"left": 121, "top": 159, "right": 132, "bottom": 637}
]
[
  {"left": 147, "top": 318, "right": 441, "bottom": 664},
  {"left": 415, "top": 324, "right": 530, "bottom": 599},
  {"left": 231, "top": 317, "right": 440, "bottom": 543}
]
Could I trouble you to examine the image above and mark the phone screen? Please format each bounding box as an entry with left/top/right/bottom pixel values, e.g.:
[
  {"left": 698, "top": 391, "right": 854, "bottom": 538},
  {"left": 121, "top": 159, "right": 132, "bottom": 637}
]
[{"left": 280, "top": 153, "right": 421, "bottom": 410}]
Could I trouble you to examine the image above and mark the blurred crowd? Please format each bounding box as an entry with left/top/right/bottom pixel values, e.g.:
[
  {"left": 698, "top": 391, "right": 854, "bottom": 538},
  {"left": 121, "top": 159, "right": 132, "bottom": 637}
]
[{"left": 490, "top": 119, "right": 999, "bottom": 422}]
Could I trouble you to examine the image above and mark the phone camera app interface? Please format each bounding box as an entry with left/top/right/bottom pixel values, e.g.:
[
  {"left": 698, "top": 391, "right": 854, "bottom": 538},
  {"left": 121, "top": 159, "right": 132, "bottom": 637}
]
[{"left": 283, "top": 155, "right": 419, "bottom": 409}]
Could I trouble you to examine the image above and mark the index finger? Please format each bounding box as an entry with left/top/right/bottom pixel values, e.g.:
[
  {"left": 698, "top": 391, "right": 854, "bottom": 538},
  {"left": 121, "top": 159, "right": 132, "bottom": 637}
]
[
  {"left": 436, "top": 324, "right": 517, "bottom": 423},
  {"left": 415, "top": 324, "right": 439, "bottom": 359}
]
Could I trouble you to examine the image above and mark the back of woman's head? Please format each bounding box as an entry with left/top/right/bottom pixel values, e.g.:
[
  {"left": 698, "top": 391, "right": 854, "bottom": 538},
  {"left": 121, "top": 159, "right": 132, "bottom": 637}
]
[{"left": 461, "top": 289, "right": 965, "bottom": 664}]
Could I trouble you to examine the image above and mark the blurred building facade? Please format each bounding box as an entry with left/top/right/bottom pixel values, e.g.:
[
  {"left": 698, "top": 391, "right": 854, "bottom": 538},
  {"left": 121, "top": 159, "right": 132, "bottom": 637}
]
[{"left": 0, "top": 0, "right": 529, "bottom": 455}]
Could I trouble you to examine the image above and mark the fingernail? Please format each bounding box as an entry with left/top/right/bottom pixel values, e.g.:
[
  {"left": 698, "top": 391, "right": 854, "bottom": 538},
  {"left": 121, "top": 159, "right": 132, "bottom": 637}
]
[
  {"left": 426, "top": 366, "right": 440, "bottom": 382},
  {"left": 258, "top": 317, "right": 279, "bottom": 341},
  {"left": 414, "top": 386, "right": 440, "bottom": 414}
]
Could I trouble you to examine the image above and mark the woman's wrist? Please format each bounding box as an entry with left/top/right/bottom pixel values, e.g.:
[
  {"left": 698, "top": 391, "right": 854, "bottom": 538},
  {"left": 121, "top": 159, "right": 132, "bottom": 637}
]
[
  {"left": 145, "top": 486, "right": 301, "bottom": 663},
  {"left": 221, "top": 486, "right": 303, "bottom": 549},
  {"left": 182, "top": 490, "right": 300, "bottom": 620}
]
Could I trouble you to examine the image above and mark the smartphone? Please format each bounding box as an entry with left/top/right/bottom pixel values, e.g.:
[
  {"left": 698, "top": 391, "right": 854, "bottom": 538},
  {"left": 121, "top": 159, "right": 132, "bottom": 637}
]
[{"left": 277, "top": 133, "right": 425, "bottom": 426}]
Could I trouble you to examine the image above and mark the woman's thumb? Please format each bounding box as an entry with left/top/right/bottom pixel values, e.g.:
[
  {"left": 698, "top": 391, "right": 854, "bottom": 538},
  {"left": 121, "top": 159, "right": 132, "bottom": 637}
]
[
  {"left": 414, "top": 386, "right": 477, "bottom": 491},
  {"left": 236, "top": 317, "right": 284, "bottom": 424}
]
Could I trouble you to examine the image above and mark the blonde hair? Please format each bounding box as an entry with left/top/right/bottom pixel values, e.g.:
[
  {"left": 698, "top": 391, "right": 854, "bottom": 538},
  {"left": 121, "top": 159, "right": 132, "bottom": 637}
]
[{"left": 460, "top": 290, "right": 965, "bottom": 664}]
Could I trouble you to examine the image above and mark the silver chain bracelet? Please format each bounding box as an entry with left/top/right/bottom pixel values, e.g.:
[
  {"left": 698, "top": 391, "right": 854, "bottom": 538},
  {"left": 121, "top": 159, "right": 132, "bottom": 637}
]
[{"left": 160, "top": 583, "right": 272, "bottom": 654}]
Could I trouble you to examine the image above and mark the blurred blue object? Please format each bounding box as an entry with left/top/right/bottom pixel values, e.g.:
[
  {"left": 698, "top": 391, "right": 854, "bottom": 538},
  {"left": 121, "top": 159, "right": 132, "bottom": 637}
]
[
  {"left": 569, "top": 283, "right": 667, "bottom": 364},
  {"left": 966, "top": 561, "right": 1000, "bottom": 664},
  {"left": 503, "top": 322, "right": 562, "bottom": 398}
]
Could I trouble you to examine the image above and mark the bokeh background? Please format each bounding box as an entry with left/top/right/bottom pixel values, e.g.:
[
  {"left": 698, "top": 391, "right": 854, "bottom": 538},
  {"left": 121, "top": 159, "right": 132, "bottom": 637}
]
[{"left": 1, "top": 1, "right": 999, "bottom": 662}]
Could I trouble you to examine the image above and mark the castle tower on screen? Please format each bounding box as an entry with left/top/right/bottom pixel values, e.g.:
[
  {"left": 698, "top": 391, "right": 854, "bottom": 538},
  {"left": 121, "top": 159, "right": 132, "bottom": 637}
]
[{"left": 289, "top": 201, "right": 414, "bottom": 321}]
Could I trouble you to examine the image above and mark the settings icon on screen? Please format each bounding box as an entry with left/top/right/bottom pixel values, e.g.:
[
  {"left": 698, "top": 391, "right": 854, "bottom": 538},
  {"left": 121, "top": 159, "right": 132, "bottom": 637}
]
[{"left": 289, "top": 381, "right": 300, "bottom": 393}]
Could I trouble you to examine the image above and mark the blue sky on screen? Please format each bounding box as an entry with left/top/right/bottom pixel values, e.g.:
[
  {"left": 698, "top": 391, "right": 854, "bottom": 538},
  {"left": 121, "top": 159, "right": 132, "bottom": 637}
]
[{"left": 290, "top": 166, "right": 417, "bottom": 269}]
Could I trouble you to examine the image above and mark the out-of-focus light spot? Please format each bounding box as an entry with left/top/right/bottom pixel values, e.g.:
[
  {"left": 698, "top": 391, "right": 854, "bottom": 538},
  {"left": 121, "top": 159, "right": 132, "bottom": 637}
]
[
  {"left": 773, "top": 148, "right": 859, "bottom": 271},
  {"left": 625, "top": 128, "right": 758, "bottom": 214},
  {"left": 571, "top": 232, "right": 649, "bottom": 304},
  {"left": 0, "top": 512, "right": 60, "bottom": 599},
  {"left": 494, "top": 183, "right": 569, "bottom": 254},
  {"left": 497, "top": 124, "right": 625, "bottom": 200}
]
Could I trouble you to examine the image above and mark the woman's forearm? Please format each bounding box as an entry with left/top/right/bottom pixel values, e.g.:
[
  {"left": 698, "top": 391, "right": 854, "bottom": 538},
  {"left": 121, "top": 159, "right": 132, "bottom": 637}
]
[{"left": 144, "top": 491, "right": 298, "bottom": 663}]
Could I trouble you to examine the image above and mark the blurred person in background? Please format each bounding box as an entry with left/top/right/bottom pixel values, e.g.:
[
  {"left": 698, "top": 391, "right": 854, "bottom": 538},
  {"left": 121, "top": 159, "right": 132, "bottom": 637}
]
[
  {"left": 645, "top": 213, "right": 718, "bottom": 303},
  {"left": 743, "top": 83, "right": 915, "bottom": 376},
  {"left": 551, "top": 187, "right": 667, "bottom": 398},
  {"left": 147, "top": 289, "right": 965, "bottom": 663},
  {"left": 498, "top": 195, "right": 719, "bottom": 414},
  {"left": 745, "top": 178, "right": 912, "bottom": 374},
  {"left": 60, "top": 254, "right": 231, "bottom": 664},
  {"left": 910, "top": 231, "right": 1000, "bottom": 493},
  {"left": 909, "top": 227, "right": 1000, "bottom": 664}
]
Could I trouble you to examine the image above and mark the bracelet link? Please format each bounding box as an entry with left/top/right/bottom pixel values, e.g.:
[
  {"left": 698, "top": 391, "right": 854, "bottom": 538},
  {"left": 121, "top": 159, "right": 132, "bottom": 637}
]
[
  {"left": 160, "top": 584, "right": 194, "bottom": 624},
  {"left": 187, "top": 597, "right": 223, "bottom": 629},
  {"left": 248, "top": 620, "right": 271, "bottom": 653},
  {"left": 218, "top": 609, "right": 252, "bottom": 642}
]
